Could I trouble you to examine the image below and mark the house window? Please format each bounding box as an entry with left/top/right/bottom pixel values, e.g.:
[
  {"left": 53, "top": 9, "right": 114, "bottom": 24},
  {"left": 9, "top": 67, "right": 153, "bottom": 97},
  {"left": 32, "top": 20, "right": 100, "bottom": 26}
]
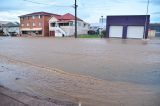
[
  {"left": 78, "top": 22, "right": 81, "bottom": 26},
  {"left": 69, "top": 22, "right": 74, "bottom": 26},
  {"left": 38, "top": 22, "right": 42, "bottom": 26},
  {"left": 21, "top": 24, "right": 24, "bottom": 26},
  {"left": 27, "top": 23, "right": 30, "bottom": 26},
  {"left": 32, "top": 22, "right": 35, "bottom": 26},
  {"left": 39, "top": 15, "right": 42, "bottom": 19},
  {"left": 51, "top": 23, "right": 56, "bottom": 27},
  {"left": 63, "top": 23, "right": 69, "bottom": 26},
  {"left": 32, "top": 16, "right": 35, "bottom": 19},
  {"left": 26, "top": 16, "right": 29, "bottom": 20},
  {"left": 84, "top": 23, "right": 86, "bottom": 27},
  {"left": 59, "top": 23, "right": 69, "bottom": 26},
  {"left": 21, "top": 17, "right": 24, "bottom": 20}
]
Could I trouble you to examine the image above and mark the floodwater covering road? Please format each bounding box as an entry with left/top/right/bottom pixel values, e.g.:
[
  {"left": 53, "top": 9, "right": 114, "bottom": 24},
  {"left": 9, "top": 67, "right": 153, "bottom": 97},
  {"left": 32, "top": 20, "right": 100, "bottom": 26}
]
[{"left": 0, "top": 37, "right": 160, "bottom": 106}]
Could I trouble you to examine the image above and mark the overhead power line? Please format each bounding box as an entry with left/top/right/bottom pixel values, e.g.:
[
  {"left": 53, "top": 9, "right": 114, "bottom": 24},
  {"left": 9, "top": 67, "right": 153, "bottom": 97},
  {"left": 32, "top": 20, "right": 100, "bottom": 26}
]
[{"left": 23, "top": 0, "right": 72, "bottom": 8}]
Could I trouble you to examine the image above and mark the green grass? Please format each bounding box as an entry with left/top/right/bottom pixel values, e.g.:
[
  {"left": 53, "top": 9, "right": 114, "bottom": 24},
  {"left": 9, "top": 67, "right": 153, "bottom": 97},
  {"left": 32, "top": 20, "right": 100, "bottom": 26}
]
[{"left": 79, "top": 35, "right": 100, "bottom": 38}]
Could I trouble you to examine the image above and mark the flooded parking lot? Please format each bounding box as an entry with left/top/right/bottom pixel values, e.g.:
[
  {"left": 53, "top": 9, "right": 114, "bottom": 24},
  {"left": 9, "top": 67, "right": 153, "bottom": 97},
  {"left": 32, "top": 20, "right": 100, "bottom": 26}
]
[{"left": 0, "top": 37, "right": 160, "bottom": 106}]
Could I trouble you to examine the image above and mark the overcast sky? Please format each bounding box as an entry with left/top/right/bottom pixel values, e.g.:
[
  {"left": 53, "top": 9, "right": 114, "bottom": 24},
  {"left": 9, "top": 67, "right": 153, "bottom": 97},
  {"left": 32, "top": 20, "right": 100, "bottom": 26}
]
[{"left": 0, "top": 0, "right": 160, "bottom": 23}]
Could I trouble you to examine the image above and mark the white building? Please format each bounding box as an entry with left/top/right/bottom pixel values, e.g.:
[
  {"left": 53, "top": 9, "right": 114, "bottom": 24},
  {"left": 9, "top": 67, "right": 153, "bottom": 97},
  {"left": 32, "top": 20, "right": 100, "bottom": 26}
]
[
  {"left": 0, "top": 21, "right": 20, "bottom": 36},
  {"left": 49, "top": 13, "right": 90, "bottom": 37}
]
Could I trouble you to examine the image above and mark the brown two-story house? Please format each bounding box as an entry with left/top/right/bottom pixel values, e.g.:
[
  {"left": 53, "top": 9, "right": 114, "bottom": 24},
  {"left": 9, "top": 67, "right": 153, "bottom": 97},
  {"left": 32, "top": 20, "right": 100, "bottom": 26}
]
[{"left": 19, "top": 12, "right": 60, "bottom": 36}]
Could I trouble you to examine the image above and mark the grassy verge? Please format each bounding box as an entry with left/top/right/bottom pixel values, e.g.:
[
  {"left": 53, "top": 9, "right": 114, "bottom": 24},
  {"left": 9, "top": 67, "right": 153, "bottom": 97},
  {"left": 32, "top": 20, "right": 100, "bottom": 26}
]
[{"left": 79, "top": 35, "right": 101, "bottom": 38}]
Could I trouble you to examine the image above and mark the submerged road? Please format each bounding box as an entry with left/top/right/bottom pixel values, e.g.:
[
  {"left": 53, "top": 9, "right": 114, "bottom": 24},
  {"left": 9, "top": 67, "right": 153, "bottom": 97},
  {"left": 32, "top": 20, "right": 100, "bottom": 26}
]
[
  {"left": 0, "top": 37, "right": 160, "bottom": 85},
  {"left": 0, "top": 37, "right": 160, "bottom": 106}
]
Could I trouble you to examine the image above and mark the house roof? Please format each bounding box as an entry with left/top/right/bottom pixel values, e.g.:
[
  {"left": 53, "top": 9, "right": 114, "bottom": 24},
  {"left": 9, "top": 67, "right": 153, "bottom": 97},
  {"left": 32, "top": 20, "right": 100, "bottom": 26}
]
[
  {"left": 0, "top": 21, "right": 20, "bottom": 27},
  {"left": 50, "top": 13, "right": 83, "bottom": 22},
  {"left": 60, "top": 13, "right": 82, "bottom": 21},
  {"left": 0, "top": 21, "right": 10, "bottom": 25},
  {"left": 19, "top": 12, "right": 61, "bottom": 17}
]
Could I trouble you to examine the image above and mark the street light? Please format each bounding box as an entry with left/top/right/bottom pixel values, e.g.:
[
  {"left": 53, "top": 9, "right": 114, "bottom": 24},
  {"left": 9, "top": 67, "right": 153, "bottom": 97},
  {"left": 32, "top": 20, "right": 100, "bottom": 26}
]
[{"left": 101, "top": 16, "right": 103, "bottom": 28}]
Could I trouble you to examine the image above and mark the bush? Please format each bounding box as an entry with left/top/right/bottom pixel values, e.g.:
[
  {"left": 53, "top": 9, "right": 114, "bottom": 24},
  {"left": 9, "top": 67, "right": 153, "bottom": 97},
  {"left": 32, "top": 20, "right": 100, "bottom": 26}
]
[
  {"left": 88, "top": 30, "right": 96, "bottom": 35},
  {"left": 101, "top": 30, "right": 106, "bottom": 37}
]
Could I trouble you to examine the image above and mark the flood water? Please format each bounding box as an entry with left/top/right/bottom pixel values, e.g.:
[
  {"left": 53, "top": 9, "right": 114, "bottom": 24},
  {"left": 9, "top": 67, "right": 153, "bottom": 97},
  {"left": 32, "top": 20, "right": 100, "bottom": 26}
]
[{"left": 0, "top": 37, "right": 160, "bottom": 106}]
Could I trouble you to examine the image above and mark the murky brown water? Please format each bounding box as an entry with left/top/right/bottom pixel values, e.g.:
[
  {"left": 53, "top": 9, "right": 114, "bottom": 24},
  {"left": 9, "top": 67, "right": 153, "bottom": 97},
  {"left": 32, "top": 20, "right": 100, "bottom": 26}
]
[{"left": 0, "top": 37, "right": 160, "bottom": 106}]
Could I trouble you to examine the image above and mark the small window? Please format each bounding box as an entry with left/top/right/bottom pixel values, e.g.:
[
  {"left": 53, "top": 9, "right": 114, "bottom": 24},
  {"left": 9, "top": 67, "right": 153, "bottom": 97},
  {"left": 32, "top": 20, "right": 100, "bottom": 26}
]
[
  {"left": 32, "top": 16, "right": 35, "bottom": 19},
  {"left": 78, "top": 22, "right": 81, "bottom": 26},
  {"left": 26, "top": 17, "right": 29, "bottom": 20},
  {"left": 32, "top": 22, "right": 35, "bottom": 26},
  {"left": 27, "top": 23, "right": 29, "bottom": 26},
  {"left": 39, "top": 15, "right": 42, "bottom": 19},
  {"left": 21, "top": 24, "right": 24, "bottom": 26},
  {"left": 51, "top": 23, "right": 56, "bottom": 27},
  {"left": 21, "top": 17, "right": 24, "bottom": 20},
  {"left": 84, "top": 23, "right": 86, "bottom": 27},
  {"left": 69, "top": 22, "right": 74, "bottom": 26},
  {"left": 38, "top": 22, "right": 42, "bottom": 26}
]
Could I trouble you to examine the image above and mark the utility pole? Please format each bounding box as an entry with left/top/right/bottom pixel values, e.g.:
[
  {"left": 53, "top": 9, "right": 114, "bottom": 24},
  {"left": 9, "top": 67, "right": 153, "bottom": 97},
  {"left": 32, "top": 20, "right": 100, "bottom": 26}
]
[
  {"left": 143, "top": 0, "right": 149, "bottom": 39},
  {"left": 75, "top": 0, "right": 77, "bottom": 38}
]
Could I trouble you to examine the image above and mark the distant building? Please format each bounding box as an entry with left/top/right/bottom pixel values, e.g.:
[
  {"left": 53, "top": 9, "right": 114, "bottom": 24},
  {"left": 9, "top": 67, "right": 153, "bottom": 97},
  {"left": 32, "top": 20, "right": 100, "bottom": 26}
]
[
  {"left": 49, "top": 13, "right": 90, "bottom": 37},
  {"left": 19, "top": 12, "right": 61, "bottom": 36},
  {"left": 149, "top": 23, "right": 160, "bottom": 37},
  {"left": 89, "top": 17, "right": 106, "bottom": 35},
  {"left": 106, "top": 15, "right": 150, "bottom": 39},
  {"left": 0, "top": 21, "right": 20, "bottom": 36},
  {"left": 90, "top": 17, "right": 106, "bottom": 31}
]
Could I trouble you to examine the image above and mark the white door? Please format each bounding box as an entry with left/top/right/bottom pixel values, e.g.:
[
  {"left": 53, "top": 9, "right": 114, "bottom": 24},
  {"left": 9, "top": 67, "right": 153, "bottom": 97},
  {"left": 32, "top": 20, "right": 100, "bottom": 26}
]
[
  {"left": 127, "top": 26, "right": 144, "bottom": 38},
  {"left": 109, "top": 26, "right": 123, "bottom": 38}
]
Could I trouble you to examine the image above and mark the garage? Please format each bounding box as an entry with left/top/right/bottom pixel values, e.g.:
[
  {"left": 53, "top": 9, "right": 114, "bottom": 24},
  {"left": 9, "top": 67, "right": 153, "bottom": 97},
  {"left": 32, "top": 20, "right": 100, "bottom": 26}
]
[
  {"left": 127, "top": 26, "right": 144, "bottom": 38},
  {"left": 109, "top": 26, "right": 123, "bottom": 38},
  {"left": 106, "top": 15, "right": 150, "bottom": 39}
]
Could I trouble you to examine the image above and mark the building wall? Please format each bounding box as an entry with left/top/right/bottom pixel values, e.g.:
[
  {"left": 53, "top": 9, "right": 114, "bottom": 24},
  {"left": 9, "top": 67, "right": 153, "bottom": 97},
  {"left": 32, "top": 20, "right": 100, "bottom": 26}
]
[
  {"left": 49, "top": 20, "right": 89, "bottom": 37},
  {"left": 106, "top": 15, "right": 150, "bottom": 39},
  {"left": 20, "top": 16, "right": 43, "bottom": 29},
  {"left": 20, "top": 15, "right": 51, "bottom": 36},
  {"left": 43, "top": 16, "right": 50, "bottom": 36},
  {"left": 148, "top": 30, "right": 156, "bottom": 38}
]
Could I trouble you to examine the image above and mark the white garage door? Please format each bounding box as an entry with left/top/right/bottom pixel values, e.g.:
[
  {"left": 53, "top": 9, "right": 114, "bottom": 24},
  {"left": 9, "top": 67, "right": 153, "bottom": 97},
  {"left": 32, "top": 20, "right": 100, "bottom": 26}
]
[
  {"left": 109, "top": 26, "right": 123, "bottom": 38},
  {"left": 127, "top": 26, "right": 144, "bottom": 38}
]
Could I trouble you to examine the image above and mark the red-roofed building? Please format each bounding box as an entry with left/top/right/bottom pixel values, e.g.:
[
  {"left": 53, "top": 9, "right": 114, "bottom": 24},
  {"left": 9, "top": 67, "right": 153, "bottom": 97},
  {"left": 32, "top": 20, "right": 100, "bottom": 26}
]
[
  {"left": 49, "top": 13, "right": 90, "bottom": 37},
  {"left": 19, "top": 12, "right": 89, "bottom": 37},
  {"left": 19, "top": 12, "right": 61, "bottom": 36}
]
